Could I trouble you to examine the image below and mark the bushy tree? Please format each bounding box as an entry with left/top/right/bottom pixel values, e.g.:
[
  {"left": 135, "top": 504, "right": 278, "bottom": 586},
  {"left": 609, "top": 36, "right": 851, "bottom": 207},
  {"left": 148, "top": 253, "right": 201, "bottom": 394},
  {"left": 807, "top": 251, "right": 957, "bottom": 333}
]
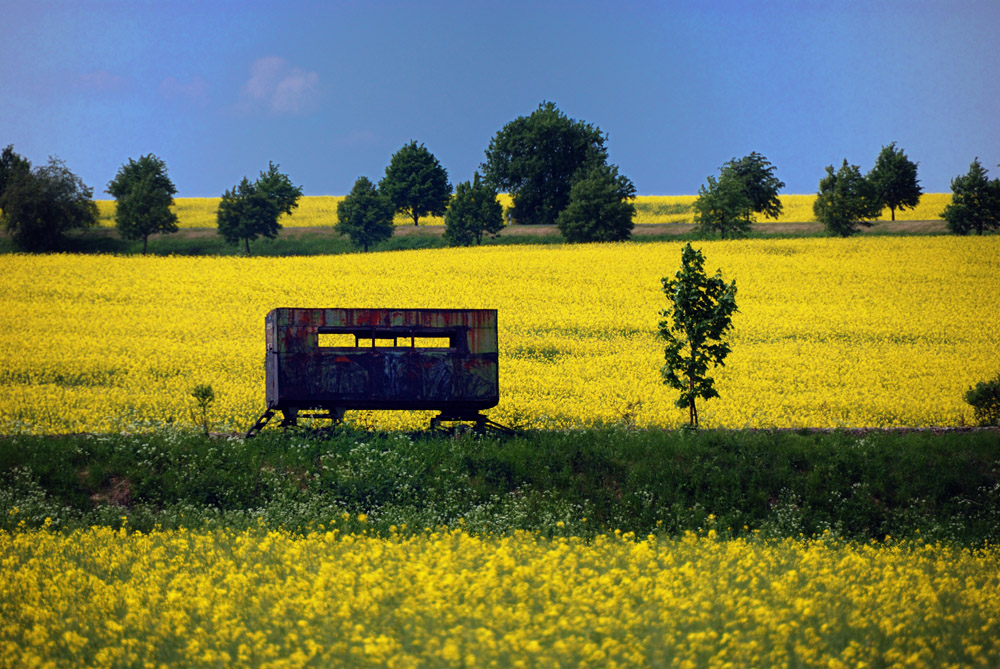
[
  {"left": 942, "top": 158, "right": 1000, "bottom": 235},
  {"left": 380, "top": 141, "right": 451, "bottom": 226},
  {"left": 216, "top": 162, "right": 302, "bottom": 255},
  {"left": 0, "top": 145, "right": 31, "bottom": 198},
  {"left": 964, "top": 374, "right": 1000, "bottom": 426},
  {"left": 482, "top": 101, "right": 607, "bottom": 226},
  {"left": 255, "top": 161, "right": 304, "bottom": 218},
  {"left": 336, "top": 177, "right": 395, "bottom": 252},
  {"left": 0, "top": 153, "right": 97, "bottom": 252},
  {"left": 659, "top": 243, "right": 738, "bottom": 427},
  {"left": 444, "top": 172, "right": 504, "bottom": 246},
  {"left": 106, "top": 154, "right": 178, "bottom": 254},
  {"left": 868, "top": 142, "right": 922, "bottom": 221},
  {"left": 813, "top": 160, "right": 882, "bottom": 237},
  {"left": 724, "top": 152, "right": 785, "bottom": 222},
  {"left": 692, "top": 171, "right": 753, "bottom": 239},
  {"left": 693, "top": 152, "right": 784, "bottom": 239},
  {"left": 555, "top": 163, "right": 636, "bottom": 243}
]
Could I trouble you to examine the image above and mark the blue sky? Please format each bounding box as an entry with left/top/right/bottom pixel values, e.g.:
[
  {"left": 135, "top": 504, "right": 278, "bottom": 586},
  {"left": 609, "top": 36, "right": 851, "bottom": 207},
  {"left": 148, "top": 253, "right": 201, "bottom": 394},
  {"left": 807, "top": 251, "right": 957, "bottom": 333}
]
[{"left": 3, "top": 0, "right": 998, "bottom": 197}]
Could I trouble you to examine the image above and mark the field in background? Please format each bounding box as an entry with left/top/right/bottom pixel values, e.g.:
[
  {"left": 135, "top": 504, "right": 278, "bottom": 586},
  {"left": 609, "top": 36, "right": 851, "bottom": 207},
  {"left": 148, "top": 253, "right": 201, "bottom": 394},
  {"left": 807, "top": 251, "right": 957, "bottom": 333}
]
[
  {"left": 95, "top": 193, "right": 952, "bottom": 229},
  {"left": 1, "top": 236, "right": 996, "bottom": 434}
]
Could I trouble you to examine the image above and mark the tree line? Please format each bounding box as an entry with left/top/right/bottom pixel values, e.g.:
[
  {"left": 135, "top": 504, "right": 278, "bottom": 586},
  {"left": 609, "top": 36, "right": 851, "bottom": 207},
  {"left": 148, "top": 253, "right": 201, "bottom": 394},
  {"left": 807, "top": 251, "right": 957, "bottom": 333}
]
[{"left": 3, "top": 101, "right": 1000, "bottom": 253}]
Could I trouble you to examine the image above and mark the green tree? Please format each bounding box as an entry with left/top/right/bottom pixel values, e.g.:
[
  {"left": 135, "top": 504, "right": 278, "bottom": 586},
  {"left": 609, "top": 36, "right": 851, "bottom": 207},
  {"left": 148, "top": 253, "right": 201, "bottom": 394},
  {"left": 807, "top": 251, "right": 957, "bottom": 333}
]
[
  {"left": 813, "top": 160, "right": 882, "bottom": 237},
  {"left": 868, "top": 142, "right": 922, "bottom": 221},
  {"left": 964, "top": 374, "right": 1000, "bottom": 426},
  {"left": 555, "top": 163, "right": 636, "bottom": 243},
  {"left": 724, "top": 152, "right": 785, "bottom": 223},
  {"left": 942, "top": 158, "right": 1000, "bottom": 235},
  {"left": 336, "top": 177, "right": 395, "bottom": 252},
  {"left": 106, "top": 154, "right": 179, "bottom": 254},
  {"left": 659, "top": 243, "right": 738, "bottom": 427},
  {"left": 216, "top": 162, "right": 302, "bottom": 255},
  {"left": 482, "top": 101, "right": 608, "bottom": 226},
  {"left": 255, "top": 161, "right": 304, "bottom": 219},
  {"left": 0, "top": 145, "right": 31, "bottom": 199},
  {"left": 444, "top": 172, "right": 504, "bottom": 246},
  {"left": 0, "top": 154, "right": 97, "bottom": 252},
  {"left": 692, "top": 171, "right": 753, "bottom": 239},
  {"left": 379, "top": 141, "right": 451, "bottom": 226}
]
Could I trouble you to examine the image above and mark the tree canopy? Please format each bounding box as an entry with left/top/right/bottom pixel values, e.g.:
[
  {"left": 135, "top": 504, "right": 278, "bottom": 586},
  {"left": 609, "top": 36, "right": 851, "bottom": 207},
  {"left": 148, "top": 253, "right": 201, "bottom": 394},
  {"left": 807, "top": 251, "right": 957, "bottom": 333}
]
[
  {"left": 336, "top": 177, "right": 395, "bottom": 252},
  {"left": 692, "top": 171, "right": 753, "bottom": 240},
  {"left": 0, "top": 151, "right": 97, "bottom": 252},
  {"left": 868, "top": 142, "right": 922, "bottom": 221},
  {"left": 555, "top": 163, "right": 636, "bottom": 243},
  {"left": 942, "top": 158, "right": 1000, "bottom": 235},
  {"left": 216, "top": 162, "right": 302, "bottom": 255},
  {"left": 106, "top": 154, "right": 179, "bottom": 254},
  {"left": 692, "top": 153, "right": 784, "bottom": 239},
  {"left": 481, "top": 101, "right": 608, "bottom": 226},
  {"left": 379, "top": 141, "right": 451, "bottom": 226},
  {"left": 659, "top": 243, "right": 738, "bottom": 427},
  {"left": 444, "top": 172, "right": 504, "bottom": 246},
  {"left": 813, "top": 160, "right": 882, "bottom": 237},
  {"left": 0, "top": 145, "right": 31, "bottom": 199},
  {"left": 724, "top": 152, "right": 784, "bottom": 222}
]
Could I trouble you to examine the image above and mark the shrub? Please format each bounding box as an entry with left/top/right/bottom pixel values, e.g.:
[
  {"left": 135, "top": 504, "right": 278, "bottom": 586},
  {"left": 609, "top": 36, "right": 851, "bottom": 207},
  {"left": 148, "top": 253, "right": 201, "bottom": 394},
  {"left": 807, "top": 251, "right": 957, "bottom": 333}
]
[{"left": 965, "top": 375, "right": 1000, "bottom": 426}]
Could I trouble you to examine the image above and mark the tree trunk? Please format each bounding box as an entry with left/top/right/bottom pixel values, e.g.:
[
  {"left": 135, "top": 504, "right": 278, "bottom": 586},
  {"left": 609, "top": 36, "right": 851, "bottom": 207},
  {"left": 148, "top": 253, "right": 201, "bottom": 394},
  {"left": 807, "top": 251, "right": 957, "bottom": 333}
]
[
  {"left": 688, "top": 375, "right": 698, "bottom": 427},
  {"left": 142, "top": 235, "right": 148, "bottom": 255},
  {"left": 413, "top": 210, "right": 419, "bottom": 226},
  {"left": 891, "top": 207, "right": 895, "bottom": 221},
  {"left": 244, "top": 237, "right": 251, "bottom": 256}
]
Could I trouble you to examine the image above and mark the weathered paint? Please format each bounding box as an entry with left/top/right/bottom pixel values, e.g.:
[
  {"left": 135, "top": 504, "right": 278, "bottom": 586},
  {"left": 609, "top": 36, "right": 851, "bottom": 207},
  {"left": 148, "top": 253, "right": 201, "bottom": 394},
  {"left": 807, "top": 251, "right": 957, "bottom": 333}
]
[{"left": 264, "top": 308, "right": 499, "bottom": 421}]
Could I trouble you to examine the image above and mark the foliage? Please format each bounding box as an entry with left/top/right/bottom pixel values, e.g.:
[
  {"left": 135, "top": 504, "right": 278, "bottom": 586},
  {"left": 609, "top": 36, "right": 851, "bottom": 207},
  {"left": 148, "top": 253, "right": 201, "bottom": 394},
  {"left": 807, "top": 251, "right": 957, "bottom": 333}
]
[
  {"left": 106, "top": 154, "right": 179, "bottom": 254},
  {"left": 379, "top": 141, "right": 452, "bottom": 226},
  {"left": 2, "top": 428, "right": 998, "bottom": 543},
  {"left": 443, "top": 172, "right": 504, "bottom": 246},
  {"left": 868, "top": 142, "right": 922, "bottom": 221},
  {"left": 1, "top": 238, "right": 997, "bottom": 433},
  {"left": 659, "top": 244, "right": 738, "bottom": 426},
  {"left": 336, "top": 176, "right": 395, "bottom": 252},
  {"left": 813, "top": 159, "right": 882, "bottom": 236},
  {"left": 692, "top": 171, "right": 753, "bottom": 239},
  {"left": 0, "top": 153, "right": 97, "bottom": 252},
  {"left": 216, "top": 162, "right": 302, "bottom": 255},
  {"left": 942, "top": 158, "right": 1000, "bottom": 235},
  {"left": 555, "top": 163, "right": 636, "bottom": 243},
  {"left": 0, "top": 144, "right": 31, "bottom": 199},
  {"left": 481, "top": 101, "right": 607, "bottom": 225},
  {"left": 693, "top": 153, "right": 784, "bottom": 239},
  {"left": 190, "top": 384, "right": 215, "bottom": 435},
  {"left": 964, "top": 374, "right": 1000, "bottom": 426},
  {"left": 723, "top": 152, "right": 785, "bottom": 221}
]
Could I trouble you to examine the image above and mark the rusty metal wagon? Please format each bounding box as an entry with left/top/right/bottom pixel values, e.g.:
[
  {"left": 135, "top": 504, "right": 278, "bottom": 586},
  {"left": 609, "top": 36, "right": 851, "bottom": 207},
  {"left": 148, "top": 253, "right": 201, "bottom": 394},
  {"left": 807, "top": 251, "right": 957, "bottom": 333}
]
[{"left": 245, "top": 308, "right": 509, "bottom": 436}]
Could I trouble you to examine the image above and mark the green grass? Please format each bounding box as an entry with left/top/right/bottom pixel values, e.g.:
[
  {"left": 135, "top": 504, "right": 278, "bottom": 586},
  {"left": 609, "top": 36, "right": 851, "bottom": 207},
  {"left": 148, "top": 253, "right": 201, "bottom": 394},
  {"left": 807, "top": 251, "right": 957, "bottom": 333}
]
[{"left": 3, "top": 427, "right": 997, "bottom": 543}]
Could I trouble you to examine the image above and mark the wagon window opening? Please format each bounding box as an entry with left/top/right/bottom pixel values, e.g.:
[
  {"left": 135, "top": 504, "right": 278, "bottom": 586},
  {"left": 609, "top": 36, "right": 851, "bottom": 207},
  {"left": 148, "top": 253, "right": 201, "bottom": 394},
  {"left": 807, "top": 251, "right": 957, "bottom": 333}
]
[
  {"left": 318, "top": 333, "right": 356, "bottom": 348},
  {"left": 413, "top": 337, "right": 451, "bottom": 348},
  {"left": 318, "top": 330, "right": 456, "bottom": 349}
]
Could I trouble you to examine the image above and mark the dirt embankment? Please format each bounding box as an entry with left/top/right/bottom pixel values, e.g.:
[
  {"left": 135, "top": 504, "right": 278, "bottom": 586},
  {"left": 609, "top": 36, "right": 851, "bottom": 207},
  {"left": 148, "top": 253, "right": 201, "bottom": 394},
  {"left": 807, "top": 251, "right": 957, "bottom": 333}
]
[{"left": 162, "top": 219, "right": 949, "bottom": 241}]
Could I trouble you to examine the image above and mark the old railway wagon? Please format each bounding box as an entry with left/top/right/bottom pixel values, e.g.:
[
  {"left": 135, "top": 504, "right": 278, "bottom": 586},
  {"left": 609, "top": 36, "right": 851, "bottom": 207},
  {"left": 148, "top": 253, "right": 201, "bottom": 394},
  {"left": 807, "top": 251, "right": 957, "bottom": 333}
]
[{"left": 246, "top": 308, "right": 503, "bottom": 435}]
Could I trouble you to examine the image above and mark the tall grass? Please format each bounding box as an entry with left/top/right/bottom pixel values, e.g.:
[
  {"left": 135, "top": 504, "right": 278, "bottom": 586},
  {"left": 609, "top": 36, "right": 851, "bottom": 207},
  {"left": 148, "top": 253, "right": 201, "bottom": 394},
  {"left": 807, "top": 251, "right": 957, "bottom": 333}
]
[{"left": 2, "top": 428, "right": 997, "bottom": 543}]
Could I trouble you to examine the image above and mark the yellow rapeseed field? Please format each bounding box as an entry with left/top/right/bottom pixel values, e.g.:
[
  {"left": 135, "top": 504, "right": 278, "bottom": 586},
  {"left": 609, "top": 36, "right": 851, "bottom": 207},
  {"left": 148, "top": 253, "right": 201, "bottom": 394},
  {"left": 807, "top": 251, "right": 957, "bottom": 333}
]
[
  {"left": 1, "top": 527, "right": 997, "bottom": 668},
  {"left": 1, "top": 237, "right": 997, "bottom": 433},
  {"left": 95, "top": 193, "right": 951, "bottom": 228}
]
